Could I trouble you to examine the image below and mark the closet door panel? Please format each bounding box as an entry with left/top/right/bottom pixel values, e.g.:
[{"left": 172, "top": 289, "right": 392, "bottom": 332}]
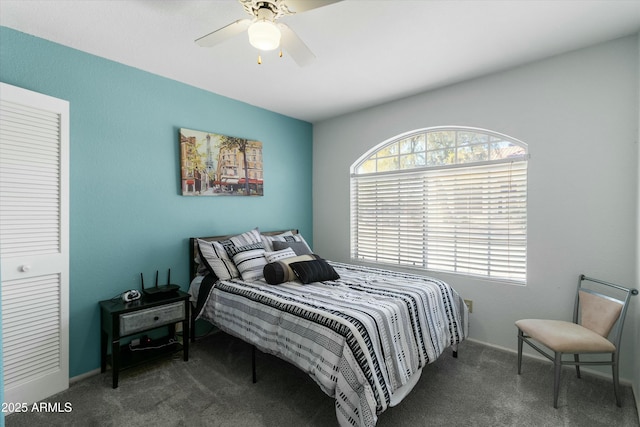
[{"left": 0, "top": 82, "right": 69, "bottom": 405}]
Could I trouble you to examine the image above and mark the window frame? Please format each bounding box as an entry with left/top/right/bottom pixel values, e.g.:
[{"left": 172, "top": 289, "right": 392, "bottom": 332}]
[{"left": 350, "top": 126, "right": 529, "bottom": 284}]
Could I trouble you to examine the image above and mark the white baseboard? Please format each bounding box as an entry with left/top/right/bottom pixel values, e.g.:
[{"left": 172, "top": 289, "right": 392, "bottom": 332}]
[
  {"left": 70, "top": 368, "right": 100, "bottom": 384},
  {"left": 465, "top": 338, "right": 633, "bottom": 386}
]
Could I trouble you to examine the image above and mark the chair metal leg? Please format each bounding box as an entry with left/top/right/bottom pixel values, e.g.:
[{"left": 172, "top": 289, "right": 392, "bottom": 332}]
[
  {"left": 612, "top": 352, "right": 621, "bottom": 407},
  {"left": 517, "top": 329, "right": 523, "bottom": 374},
  {"left": 574, "top": 354, "right": 581, "bottom": 378},
  {"left": 553, "top": 352, "right": 562, "bottom": 409}
]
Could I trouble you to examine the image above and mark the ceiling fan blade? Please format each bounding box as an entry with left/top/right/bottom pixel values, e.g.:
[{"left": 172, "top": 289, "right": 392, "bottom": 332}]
[
  {"left": 283, "top": 0, "right": 342, "bottom": 14},
  {"left": 195, "top": 19, "right": 251, "bottom": 47},
  {"left": 279, "top": 24, "right": 315, "bottom": 67}
]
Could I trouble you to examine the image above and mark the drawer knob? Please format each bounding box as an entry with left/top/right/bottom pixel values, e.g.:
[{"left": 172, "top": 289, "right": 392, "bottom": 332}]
[{"left": 154, "top": 316, "right": 159, "bottom": 321}]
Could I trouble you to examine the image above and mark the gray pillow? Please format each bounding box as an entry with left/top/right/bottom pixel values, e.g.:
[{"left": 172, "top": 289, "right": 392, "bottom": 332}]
[{"left": 272, "top": 240, "right": 312, "bottom": 255}]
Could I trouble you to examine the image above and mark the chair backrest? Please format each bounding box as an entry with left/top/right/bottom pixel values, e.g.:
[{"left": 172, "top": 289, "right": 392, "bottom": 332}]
[
  {"left": 573, "top": 275, "right": 638, "bottom": 347},
  {"left": 578, "top": 290, "right": 622, "bottom": 337}
]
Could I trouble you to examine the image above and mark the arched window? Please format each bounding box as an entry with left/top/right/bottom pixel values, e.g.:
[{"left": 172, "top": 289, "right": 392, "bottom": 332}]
[{"left": 350, "top": 127, "right": 528, "bottom": 283}]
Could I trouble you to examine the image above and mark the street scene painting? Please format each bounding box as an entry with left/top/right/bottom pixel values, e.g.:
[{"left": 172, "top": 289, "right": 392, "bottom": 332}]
[{"left": 180, "top": 128, "right": 263, "bottom": 196}]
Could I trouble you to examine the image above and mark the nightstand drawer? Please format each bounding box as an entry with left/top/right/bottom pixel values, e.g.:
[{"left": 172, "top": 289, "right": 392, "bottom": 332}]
[{"left": 119, "top": 301, "right": 185, "bottom": 336}]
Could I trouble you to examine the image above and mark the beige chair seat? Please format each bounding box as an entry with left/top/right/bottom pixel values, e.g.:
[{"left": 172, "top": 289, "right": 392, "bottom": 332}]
[
  {"left": 516, "top": 275, "right": 637, "bottom": 408},
  {"left": 515, "top": 319, "right": 616, "bottom": 353}
]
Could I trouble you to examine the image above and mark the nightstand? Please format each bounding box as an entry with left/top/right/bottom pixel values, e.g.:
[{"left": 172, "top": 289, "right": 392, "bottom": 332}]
[{"left": 99, "top": 290, "right": 190, "bottom": 388}]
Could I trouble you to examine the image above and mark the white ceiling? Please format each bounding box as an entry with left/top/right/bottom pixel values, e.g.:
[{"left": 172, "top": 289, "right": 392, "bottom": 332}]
[{"left": 2, "top": 0, "right": 640, "bottom": 123}]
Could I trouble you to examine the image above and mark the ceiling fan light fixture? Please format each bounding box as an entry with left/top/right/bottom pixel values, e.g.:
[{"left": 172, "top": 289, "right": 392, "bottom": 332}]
[{"left": 248, "top": 19, "right": 281, "bottom": 51}]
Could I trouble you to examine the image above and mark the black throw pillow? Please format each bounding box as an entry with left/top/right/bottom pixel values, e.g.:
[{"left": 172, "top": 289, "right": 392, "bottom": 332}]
[
  {"left": 289, "top": 259, "right": 340, "bottom": 284},
  {"left": 263, "top": 261, "right": 290, "bottom": 285}
]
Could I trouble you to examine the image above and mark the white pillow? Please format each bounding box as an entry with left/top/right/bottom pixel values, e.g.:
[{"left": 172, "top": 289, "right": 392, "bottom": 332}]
[
  {"left": 233, "top": 246, "right": 267, "bottom": 281},
  {"left": 261, "top": 231, "right": 293, "bottom": 251},
  {"left": 197, "top": 238, "right": 239, "bottom": 280},
  {"left": 196, "top": 228, "right": 262, "bottom": 280},
  {"left": 222, "top": 227, "right": 262, "bottom": 257},
  {"left": 265, "top": 247, "right": 296, "bottom": 263}
]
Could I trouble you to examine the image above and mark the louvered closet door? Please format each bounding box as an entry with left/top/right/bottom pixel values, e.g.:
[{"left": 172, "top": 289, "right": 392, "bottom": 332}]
[{"left": 0, "top": 82, "right": 69, "bottom": 405}]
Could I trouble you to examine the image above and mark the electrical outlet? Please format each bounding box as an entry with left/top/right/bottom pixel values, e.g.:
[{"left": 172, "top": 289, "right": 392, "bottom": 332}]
[{"left": 464, "top": 299, "right": 473, "bottom": 313}]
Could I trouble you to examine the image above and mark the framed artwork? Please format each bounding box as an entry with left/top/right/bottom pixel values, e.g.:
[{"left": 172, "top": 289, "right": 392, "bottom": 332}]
[{"left": 180, "top": 128, "right": 263, "bottom": 196}]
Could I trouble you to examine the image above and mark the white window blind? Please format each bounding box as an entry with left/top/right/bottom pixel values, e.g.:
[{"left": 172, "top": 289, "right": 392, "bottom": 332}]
[{"left": 351, "top": 128, "right": 527, "bottom": 283}]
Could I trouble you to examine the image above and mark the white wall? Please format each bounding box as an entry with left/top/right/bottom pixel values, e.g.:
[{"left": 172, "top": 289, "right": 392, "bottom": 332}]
[{"left": 313, "top": 35, "right": 639, "bottom": 382}]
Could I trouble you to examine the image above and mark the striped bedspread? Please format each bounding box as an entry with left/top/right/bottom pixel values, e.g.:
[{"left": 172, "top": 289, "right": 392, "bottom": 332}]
[{"left": 194, "top": 261, "right": 468, "bottom": 427}]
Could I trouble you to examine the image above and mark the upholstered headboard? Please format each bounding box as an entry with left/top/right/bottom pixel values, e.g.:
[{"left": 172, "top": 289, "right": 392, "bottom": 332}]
[{"left": 188, "top": 229, "right": 299, "bottom": 281}]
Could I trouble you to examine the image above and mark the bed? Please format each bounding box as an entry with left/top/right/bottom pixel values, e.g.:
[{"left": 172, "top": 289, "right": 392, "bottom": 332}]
[{"left": 188, "top": 228, "right": 468, "bottom": 427}]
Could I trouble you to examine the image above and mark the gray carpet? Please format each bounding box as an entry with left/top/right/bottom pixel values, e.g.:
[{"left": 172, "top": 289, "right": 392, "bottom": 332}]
[{"left": 6, "top": 332, "right": 639, "bottom": 427}]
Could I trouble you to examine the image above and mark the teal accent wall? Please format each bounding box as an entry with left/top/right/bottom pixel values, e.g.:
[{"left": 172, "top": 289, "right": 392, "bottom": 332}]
[{"left": 0, "top": 26, "right": 313, "bottom": 378}]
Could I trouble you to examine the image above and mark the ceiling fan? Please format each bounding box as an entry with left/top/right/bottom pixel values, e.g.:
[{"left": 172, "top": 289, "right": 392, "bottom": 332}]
[{"left": 195, "top": 0, "right": 341, "bottom": 66}]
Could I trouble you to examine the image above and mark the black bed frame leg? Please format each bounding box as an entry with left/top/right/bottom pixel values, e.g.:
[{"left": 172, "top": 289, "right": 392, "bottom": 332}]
[
  {"left": 190, "top": 312, "right": 196, "bottom": 343},
  {"left": 252, "top": 345, "right": 257, "bottom": 383}
]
